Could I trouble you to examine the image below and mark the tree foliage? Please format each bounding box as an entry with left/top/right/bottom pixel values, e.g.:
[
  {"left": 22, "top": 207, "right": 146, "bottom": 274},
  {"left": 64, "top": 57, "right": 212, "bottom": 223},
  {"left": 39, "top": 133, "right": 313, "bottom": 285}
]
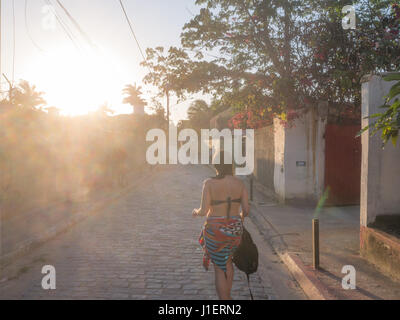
[
  {"left": 185, "top": 98, "right": 230, "bottom": 131},
  {"left": 139, "top": 1, "right": 399, "bottom": 130},
  {"left": 123, "top": 84, "right": 147, "bottom": 114},
  {"left": 360, "top": 73, "right": 400, "bottom": 146},
  {"left": 141, "top": 47, "right": 192, "bottom": 122},
  {"left": 11, "top": 80, "right": 47, "bottom": 110},
  {"left": 141, "top": 47, "right": 191, "bottom": 98},
  {"left": 180, "top": 0, "right": 310, "bottom": 127},
  {"left": 170, "top": 0, "right": 400, "bottom": 129},
  {"left": 306, "top": 0, "right": 400, "bottom": 108}
]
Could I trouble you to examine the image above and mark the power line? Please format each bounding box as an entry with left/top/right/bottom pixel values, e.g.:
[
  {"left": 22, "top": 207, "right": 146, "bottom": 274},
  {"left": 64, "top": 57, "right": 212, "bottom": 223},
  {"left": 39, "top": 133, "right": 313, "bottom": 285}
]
[
  {"left": 185, "top": 6, "right": 195, "bottom": 17},
  {"left": 43, "top": 0, "right": 82, "bottom": 51},
  {"left": 50, "top": 0, "right": 82, "bottom": 51},
  {"left": 118, "top": 0, "right": 146, "bottom": 61},
  {"left": 25, "top": 0, "right": 45, "bottom": 53},
  {"left": 55, "top": 0, "right": 96, "bottom": 48}
]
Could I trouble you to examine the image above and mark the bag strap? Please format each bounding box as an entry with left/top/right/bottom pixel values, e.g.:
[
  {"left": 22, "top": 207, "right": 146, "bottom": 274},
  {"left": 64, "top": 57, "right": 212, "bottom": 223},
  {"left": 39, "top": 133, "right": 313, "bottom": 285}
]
[{"left": 246, "top": 274, "right": 254, "bottom": 300}]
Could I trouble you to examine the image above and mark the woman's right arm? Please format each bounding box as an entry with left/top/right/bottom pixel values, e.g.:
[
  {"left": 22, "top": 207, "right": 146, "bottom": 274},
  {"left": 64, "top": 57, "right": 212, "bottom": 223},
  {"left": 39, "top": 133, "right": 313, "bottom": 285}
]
[
  {"left": 241, "top": 183, "right": 250, "bottom": 218},
  {"left": 193, "top": 179, "right": 211, "bottom": 217}
]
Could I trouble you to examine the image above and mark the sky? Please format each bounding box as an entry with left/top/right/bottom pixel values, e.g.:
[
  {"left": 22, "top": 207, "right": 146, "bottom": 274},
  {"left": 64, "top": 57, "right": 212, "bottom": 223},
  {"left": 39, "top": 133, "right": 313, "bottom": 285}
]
[{"left": 0, "top": 0, "right": 206, "bottom": 122}]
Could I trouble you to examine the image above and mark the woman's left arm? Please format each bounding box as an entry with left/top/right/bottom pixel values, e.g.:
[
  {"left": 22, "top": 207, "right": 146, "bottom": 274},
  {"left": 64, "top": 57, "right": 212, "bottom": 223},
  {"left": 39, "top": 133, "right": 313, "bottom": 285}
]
[{"left": 193, "top": 180, "right": 211, "bottom": 217}]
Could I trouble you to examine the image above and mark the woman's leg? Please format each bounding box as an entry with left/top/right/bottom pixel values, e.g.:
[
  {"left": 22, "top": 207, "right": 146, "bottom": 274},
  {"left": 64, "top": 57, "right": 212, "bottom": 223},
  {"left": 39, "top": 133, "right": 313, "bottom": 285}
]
[
  {"left": 214, "top": 264, "right": 231, "bottom": 300},
  {"left": 226, "top": 257, "right": 234, "bottom": 299}
]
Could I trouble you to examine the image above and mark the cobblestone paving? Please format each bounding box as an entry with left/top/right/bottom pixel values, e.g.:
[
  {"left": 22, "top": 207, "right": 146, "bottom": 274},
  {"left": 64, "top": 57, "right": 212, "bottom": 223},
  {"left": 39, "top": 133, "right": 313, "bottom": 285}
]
[{"left": 0, "top": 165, "right": 278, "bottom": 300}]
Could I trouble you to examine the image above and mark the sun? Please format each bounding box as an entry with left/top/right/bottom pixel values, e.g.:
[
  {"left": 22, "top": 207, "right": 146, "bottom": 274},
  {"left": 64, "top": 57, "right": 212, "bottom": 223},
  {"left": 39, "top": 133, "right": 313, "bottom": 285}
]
[{"left": 25, "top": 46, "right": 133, "bottom": 116}]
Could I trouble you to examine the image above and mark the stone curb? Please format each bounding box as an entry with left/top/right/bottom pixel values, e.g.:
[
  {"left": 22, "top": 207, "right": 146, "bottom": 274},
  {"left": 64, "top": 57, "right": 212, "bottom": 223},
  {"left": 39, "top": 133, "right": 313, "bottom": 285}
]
[
  {"left": 278, "top": 251, "right": 336, "bottom": 300},
  {"left": 174, "top": 165, "right": 335, "bottom": 300},
  {"left": 249, "top": 193, "right": 337, "bottom": 300}
]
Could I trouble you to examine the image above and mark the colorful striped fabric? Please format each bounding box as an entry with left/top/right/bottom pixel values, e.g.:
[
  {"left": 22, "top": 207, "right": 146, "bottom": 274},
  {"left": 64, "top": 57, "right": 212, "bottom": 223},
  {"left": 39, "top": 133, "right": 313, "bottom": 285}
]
[{"left": 199, "top": 216, "right": 243, "bottom": 273}]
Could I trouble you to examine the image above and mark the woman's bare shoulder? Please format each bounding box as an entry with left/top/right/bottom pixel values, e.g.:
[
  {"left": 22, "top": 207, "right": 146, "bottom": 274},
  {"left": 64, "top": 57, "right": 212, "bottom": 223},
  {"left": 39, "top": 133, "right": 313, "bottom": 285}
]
[{"left": 231, "top": 176, "right": 246, "bottom": 191}]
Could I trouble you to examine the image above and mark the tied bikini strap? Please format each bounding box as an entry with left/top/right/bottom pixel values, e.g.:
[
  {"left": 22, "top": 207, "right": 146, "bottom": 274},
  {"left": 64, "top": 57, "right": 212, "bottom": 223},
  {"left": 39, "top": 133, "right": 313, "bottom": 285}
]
[
  {"left": 210, "top": 197, "right": 241, "bottom": 219},
  {"left": 210, "top": 177, "right": 241, "bottom": 219}
]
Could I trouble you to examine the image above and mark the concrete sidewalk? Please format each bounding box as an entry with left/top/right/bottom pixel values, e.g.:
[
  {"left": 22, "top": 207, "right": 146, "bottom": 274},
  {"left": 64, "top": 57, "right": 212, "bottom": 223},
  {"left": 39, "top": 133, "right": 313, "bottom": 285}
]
[{"left": 247, "top": 179, "right": 400, "bottom": 300}]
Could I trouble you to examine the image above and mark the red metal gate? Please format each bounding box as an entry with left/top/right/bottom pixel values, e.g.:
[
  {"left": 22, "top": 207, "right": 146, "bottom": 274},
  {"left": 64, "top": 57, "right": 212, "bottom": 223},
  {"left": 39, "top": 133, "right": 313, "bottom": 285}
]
[{"left": 324, "top": 124, "right": 361, "bottom": 206}]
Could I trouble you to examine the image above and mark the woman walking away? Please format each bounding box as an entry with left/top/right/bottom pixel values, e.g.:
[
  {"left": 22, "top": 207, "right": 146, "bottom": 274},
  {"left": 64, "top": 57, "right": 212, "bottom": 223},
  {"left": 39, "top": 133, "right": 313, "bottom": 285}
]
[{"left": 193, "top": 151, "right": 250, "bottom": 300}]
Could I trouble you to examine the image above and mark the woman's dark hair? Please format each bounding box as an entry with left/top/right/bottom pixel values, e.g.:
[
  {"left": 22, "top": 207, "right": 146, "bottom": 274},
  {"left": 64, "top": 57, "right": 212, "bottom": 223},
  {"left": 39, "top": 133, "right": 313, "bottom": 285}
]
[{"left": 213, "top": 150, "right": 233, "bottom": 179}]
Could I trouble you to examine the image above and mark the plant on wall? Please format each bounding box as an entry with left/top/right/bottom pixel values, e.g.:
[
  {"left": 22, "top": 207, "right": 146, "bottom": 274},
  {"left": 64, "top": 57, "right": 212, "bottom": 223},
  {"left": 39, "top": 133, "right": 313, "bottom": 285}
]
[{"left": 360, "top": 73, "right": 400, "bottom": 146}]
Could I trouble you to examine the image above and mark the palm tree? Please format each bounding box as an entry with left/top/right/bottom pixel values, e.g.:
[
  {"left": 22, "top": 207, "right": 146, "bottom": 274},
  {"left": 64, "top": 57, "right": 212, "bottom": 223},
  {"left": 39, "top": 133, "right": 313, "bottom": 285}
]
[
  {"left": 187, "top": 99, "right": 213, "bottom": 130},
  {"left": 97, "top": 103, "right": 114, "bottom": 117},
  {"left": 12, "top": 80, "right": 46, "bottom": 109},
  {"left": 122, "top": 84, "right": 146, "bottom": 115}
]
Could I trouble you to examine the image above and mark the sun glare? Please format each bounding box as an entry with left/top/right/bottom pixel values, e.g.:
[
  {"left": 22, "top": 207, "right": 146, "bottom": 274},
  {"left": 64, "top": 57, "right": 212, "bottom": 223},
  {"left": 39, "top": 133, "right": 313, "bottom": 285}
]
[{"left": 26, "top": 47, "right": 133, "bottom": 116}]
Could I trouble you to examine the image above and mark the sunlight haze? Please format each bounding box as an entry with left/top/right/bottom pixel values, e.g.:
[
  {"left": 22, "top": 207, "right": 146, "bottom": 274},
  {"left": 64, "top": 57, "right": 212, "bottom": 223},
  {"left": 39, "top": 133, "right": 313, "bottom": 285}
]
[{"left": 0, "top": 0, "right": 199, "bottom": 120}]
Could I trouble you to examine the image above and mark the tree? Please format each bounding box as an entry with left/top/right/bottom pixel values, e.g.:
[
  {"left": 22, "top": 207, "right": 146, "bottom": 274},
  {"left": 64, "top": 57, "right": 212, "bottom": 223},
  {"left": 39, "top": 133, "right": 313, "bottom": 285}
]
[
  {"left": 187, "top": 99, "right": 213, "bottom": 130},
  {"left": 304, "top": 0, "right": 400, "bottom": 110},
  {"left": 179, "top": 0, "right": 400, "bottom": 128},
  {"left": 360, "top": 73, "right": 400, "bottom": 146},
  {"left": 141, "top": 47, "right": 191, "bottom": 125},
  {"left": 180, "top": 0, "right": 314, "bottom": 125},
  {"left": 122, "top": 84, "right": 147, "bottom": 114},
  {"left": 12, "top": 80, "right": 46, "bottom": 109}
]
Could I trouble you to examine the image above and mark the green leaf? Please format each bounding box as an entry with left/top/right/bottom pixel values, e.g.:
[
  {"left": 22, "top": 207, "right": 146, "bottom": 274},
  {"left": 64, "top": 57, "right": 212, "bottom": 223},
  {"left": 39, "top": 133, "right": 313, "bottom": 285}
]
[
  {"left": 383, "top": 73, "right": 400, "bottom": 82},
  {"left": 369, "top": 112, "right": 384, "bottom": 118},
  {"left": 388, "top": 86, "right": 400, "bottom": 102},
  {"left": 357, "top": 126, "right": 369, "bottom": 137},
  {"left": 391, "top": 134, "right": 398, "bottom": 147}
]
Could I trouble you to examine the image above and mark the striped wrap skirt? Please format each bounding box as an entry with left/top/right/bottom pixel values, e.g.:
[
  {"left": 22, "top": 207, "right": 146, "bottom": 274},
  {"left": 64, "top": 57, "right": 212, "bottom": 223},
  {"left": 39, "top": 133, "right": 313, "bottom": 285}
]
[{"left": 199, "top": 216, "right": 243, "bottom": 273}]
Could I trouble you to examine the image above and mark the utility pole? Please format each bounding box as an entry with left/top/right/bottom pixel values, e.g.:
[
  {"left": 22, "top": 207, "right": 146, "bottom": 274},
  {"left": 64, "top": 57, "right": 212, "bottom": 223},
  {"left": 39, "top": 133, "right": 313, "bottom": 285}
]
[{"left": 3, "top": 73, "right": 13, "bottom": 102}]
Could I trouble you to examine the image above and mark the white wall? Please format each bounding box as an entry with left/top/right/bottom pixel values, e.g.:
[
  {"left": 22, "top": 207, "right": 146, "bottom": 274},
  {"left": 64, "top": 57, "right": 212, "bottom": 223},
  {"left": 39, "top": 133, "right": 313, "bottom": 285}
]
[
  {"left": 361, "top": 74, "right": 400, "bottom": 226},
  {"left": 380, "top": 143, "right": 400, "bottom": 214},
  {"left": 273, "top": 108, "right": 326, "bottom": 202},
  {"left": 273, "top": 118, "right": 286, "bottom": 202},
  {"left": 284, "top": 113, "right": 314, "bottom": 199}
]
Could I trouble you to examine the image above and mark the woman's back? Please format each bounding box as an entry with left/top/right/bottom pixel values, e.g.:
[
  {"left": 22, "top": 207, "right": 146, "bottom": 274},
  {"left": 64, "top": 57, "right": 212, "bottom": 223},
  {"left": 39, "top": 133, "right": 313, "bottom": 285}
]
[
  {"left": 193, "top": 150, "right": 250, "bottom": 300},
  {"left": 208, "top": 176, "right": 245, "bottom": 217}
]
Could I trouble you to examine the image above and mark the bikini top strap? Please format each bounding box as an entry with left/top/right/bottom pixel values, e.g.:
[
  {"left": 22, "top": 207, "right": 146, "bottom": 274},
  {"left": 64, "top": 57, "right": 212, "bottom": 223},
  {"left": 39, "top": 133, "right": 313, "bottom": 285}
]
[
  {"left": 210, "top": 197, "right": 241, "bottom": 219},
  {"left": 226, "top": 197, "right": 231, "bottom": 219},
  {"left": 209, "top": 178, "right": 241, "bottom": 219},
  {"left": 210, "top": 198, "right": 241, "bottom": 205}
]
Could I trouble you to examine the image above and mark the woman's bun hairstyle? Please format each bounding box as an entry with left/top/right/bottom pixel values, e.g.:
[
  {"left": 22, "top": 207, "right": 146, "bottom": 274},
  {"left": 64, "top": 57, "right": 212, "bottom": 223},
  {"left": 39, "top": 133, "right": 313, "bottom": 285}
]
[{"left": 213, "top": 150, "right": 233, "bottom": 179}]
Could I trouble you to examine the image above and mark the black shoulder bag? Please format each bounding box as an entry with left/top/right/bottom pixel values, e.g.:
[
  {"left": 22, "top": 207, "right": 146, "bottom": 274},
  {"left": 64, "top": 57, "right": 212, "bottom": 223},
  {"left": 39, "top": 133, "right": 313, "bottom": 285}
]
[{"left": 232, "top": 226, "right": 259, "bottom": 300}]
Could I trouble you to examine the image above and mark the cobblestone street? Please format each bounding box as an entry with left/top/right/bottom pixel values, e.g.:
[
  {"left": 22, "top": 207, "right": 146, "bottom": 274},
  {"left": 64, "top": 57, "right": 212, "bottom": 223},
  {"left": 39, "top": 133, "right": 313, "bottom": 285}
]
[{"left": 0, "top": 165, "right": 304, "bottom": 300}]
